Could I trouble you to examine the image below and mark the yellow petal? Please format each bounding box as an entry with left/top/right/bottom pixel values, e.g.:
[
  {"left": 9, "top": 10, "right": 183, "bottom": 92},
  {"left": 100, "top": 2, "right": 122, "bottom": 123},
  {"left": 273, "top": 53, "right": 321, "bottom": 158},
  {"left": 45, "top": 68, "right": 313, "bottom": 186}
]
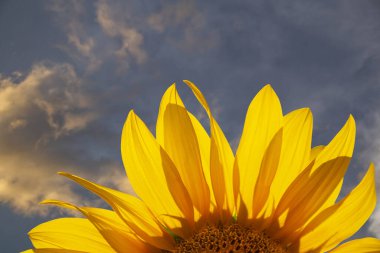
[
  {"left": 59, "top": 172, "right": 174, "bottom": 250},
  {"left": 21, "top": 250, "right": 86, "bottom": 253},
  {"left": 185, "top": 80, "right": 235, "bottom": 218},
  {"left": 309, "top": 145, "right": 324, "bottom": 162},
  {"left": 272, "top": 156, "right": 350, "bottom": 238},
  {"left": 251, "top": 129, "right": 282, "bottom": 219},
  {"left": 41, "top": 200, "right": 158, "bottom": 253},
  {"left": 296, "top": 164, "right": 376, "bottom": 252},
  {"left": 270, "top": 108, "right": 313, "bottom": 207},
  {"left": 330, "top": 238, "right": 380, "bottom": 253},
  {"left": 187, "top": 112, "right": 217, "bottom": 213},
  {"left": 273, "top": 116, "right": 356, "bottom": 236},
  {"left": 234, "top": 84, "right": 283, "bottom": 220},
  {"left": 313, "top": 115, "right": 355, "bottom": 170},
  {"left": 121, "top": 110, "right": 194, "bottom": 235},
  {"left": 312, "top": 115, "right": 356, "bottom": 212},
  {"left": 28, "top": 218, "right": 114, "bottom": 252},
  {"left": 156, "top": 84, "right": 210, "bottom": 218}
]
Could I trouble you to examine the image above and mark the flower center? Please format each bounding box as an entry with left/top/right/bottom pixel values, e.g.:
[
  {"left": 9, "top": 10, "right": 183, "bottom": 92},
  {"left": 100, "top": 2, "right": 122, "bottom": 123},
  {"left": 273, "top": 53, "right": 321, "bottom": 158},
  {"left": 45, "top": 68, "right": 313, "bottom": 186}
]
[{"left": 173, "top": 223, "right": 287, "bottom": 253}]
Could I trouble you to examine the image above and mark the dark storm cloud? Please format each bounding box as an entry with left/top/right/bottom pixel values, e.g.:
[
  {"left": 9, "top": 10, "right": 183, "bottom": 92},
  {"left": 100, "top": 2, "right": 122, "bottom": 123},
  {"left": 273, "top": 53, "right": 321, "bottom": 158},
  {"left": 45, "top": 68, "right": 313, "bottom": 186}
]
[{"left": 1, "top": 0, "right": 380, "bottom": 251}]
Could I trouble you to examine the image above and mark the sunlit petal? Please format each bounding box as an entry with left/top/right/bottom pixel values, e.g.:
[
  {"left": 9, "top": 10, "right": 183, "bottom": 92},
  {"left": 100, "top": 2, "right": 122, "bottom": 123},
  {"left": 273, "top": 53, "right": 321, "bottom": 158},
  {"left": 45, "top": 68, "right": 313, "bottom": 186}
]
[
  {"left": 296, "top": 164, "right": 376, "bottom": 252},
  {"left": 122, "top": 110, "right": 194, "bottom": 235},
  {"left": 59, "top": 172, "right": 174, "bottom": 250},
  {"left": 28, "top": 218, "right": 114, "bottom": 252},
  {"left": 330, "top": 238, "right": 380, "bottom": 253},
  {"left": 270, "top": 108, "right": 312, "bottom": 206},
  {"left": 156, "top": 84, "right": 210, "bottom": 218},
  {"left": 41, "top": 200, "right": 159, "bottom": 253},
  {"left": 234, "top": 84, "right": 283, "bottom": 221},
  {"left": 185, "top": 80, "right": 235, "bottom": 218}
]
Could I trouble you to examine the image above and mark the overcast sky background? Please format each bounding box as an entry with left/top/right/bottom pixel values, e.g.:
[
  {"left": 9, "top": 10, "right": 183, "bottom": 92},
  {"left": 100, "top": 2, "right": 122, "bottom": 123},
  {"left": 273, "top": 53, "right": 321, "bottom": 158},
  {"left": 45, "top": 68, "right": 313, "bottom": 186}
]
[{"left": 1, "top": 0, "right": 380, "bottom": 252}]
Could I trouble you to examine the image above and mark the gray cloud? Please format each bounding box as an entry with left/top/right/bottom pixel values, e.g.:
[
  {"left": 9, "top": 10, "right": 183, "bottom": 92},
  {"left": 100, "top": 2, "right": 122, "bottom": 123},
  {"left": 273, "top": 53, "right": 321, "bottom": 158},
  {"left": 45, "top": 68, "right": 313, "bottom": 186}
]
[
  {"left": 46, "top": 1, "right": 101, "bottom": 73},
  {"left": 46, "top": 0, "right": 148, "bottom": 74},
  {"left": 0, "top": 62, "right": 133, "bottom": 215},
  {"left": 0, "top": 63, "right": 96, "bottom": 140},
  {"left": 96, "top": 0, "right": 147, "bottom": 66},
  {"left": 147, "top": 0, "right": 219, "bottom": 53},
  {"left": 358, "top": 113, "right": 380, "bottom": 237},
  {"left": 0, "top": 63, "right": 91, "bottom": 214}
]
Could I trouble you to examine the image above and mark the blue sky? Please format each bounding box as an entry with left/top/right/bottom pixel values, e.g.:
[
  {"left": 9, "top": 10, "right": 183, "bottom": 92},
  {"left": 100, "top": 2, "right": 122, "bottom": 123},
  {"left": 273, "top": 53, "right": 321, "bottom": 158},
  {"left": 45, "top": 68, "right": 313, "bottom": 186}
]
[{"left": 1, "top": 0, "right": 380, "bottom": 252}]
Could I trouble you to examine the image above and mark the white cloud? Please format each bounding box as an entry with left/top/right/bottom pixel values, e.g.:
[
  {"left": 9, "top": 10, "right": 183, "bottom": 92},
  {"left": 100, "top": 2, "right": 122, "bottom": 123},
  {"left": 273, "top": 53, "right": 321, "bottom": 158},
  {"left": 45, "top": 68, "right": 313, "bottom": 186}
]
[
  {"left": 358, "top": 114, "right": 380, "bottom": 237},
  {"left": 0, "top": 160, "right": 82, "bottom": 216},
  {"left": 96, "top": 162, "right": 135, "bottom": 196},
  {"left": 0, "top": 63, "right": 99, "bottom": 215},
  {"left": 0, "top": 63, "right": 96, "bottom": 141}
]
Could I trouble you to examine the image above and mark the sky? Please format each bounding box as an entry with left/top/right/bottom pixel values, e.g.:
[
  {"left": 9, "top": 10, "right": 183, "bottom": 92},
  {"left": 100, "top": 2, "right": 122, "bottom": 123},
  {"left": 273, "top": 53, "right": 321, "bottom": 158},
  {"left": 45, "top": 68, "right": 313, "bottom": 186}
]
[{"left": 0, "top": 0, "right": 380, "bottom": 252}]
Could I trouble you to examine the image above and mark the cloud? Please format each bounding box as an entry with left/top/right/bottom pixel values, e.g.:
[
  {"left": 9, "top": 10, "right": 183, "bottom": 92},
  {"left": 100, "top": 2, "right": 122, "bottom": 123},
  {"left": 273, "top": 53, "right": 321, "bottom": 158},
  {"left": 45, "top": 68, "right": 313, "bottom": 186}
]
[
  {"left": 0, "top": 63, "right": 96, "bottom": 141},
  {"left": 358, "top": 113, "right": 380, "bottom": 237},
  {"left": 0, "top": 62, "right": 103, "bottom": 215},
  {"left": 8, "top": 119, "right": 27, "bottom": 131},
  {"left": 148, "top": 1, "right": 196, "bottom": 33},
  {"left": 46, "top": 0, "right": 147, "bottom": 74},
  {"left": 96, "top": 0, "right": 147, "bottom": 65},
  {"left": 370, "top": 207, "right": 380, "bottom": 237},
  {"left": 46, "top": 1, "right": 101, "bottom": 72},
  {"left": 147, "top": 0, "right": 219, "bottom": 52}
]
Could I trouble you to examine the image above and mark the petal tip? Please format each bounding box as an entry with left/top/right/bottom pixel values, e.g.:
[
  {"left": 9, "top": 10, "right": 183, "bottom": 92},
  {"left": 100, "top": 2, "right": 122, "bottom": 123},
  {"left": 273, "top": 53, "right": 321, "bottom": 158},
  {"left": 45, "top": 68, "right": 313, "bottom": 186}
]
[
  {"left": 346, "top": 114, "right": 356, "bottom": 133},
  {"left": 39, "top": 199, "right": 51, "bottom": 205},
  {"left": 168, "top": 82, "right": 177, "bottom": 91},
  {"left": 297, "top": 107, "right": 312, "bottom": 115},
  {"left": 126, "top": 109, "right": 137, "bottom": 122},
  {"left": 183, "top": 80, "right": 194, "bottom": 86},
  {"left": 348, "top": 114, "right": 355, "bottom": 124},
  {"left": 259, "top": 84, "right": 278, "bottom": 97},
  {"left": 264, "top": 83, "right": 272, "bottom": 88},
  {"left": 368, "top": 163, "right": 375, "bottom": 175}
]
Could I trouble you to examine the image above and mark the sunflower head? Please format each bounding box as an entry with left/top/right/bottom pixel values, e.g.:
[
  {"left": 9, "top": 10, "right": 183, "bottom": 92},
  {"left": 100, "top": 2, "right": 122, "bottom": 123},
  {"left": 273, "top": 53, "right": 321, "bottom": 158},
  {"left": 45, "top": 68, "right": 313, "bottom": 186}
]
[{"left": 23, "top": 81, "right": 379, "bottom": 253}]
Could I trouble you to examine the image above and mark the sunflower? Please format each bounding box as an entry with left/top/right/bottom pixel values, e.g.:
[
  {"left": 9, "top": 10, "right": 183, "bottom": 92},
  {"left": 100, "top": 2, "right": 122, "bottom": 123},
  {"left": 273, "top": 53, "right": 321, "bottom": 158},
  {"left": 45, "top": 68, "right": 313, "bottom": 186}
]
[{"left": 23, "top": 81, "right": 379, "bottom": 253}]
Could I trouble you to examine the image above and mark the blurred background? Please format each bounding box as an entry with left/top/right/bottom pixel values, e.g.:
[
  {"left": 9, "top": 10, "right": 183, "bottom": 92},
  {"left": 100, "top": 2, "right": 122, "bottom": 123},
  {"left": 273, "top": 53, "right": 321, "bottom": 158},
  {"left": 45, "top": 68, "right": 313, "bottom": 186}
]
[{"left": 0, "top": 0, "right": 379, "bottom": 251}]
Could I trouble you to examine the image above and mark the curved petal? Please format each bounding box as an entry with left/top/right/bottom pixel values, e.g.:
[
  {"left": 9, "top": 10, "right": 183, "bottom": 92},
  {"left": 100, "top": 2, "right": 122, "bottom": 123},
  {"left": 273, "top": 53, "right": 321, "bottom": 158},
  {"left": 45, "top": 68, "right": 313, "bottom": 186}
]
[
  {"left": 270, "top": 108, "right": 312, "bottom": 206},
  {"left": 121, "top": 110, "right": 194, "bottom": 235},
  {"left": 251, "top": 129, "right": 282, "bottom": 221},
  {"left": 21, "top": 250, "right": 87, "bottom": 253},
  {"left": 41, "top": 200, "right": 159, "bottom": 253},
  {"left": 28, "top": 218, "right": 114, "bottom": 252},
  {"left": 272, "top": 156, "right": 350, "bottom": 239},
  {"left": 185, "top": 80, "right": 235, "bottom": 219},
  {"left": 330, "top": 238, "right": 380, "bottom": 253},
  {"left": 296, "top": 164, "right": 376, "bottom": 252},
  {"left": 156, "top": 84, "right": 210, "bottom": 218},
  {"left": 59, "top": 172, "right": 174, "bottom": 250},
  {"left": 313, "top": 115, "right": 356, "bottom": 170},
  {"left": 264, "top": 141, "right": 321, "bottom": 231},
  {"left": 234, "top": 84, "right": 283, "bottom": 220},
  {"left": 272, "top": 116, "right": 356, "bottom": 237},
  {"left": 311, "top": 115, "right": 356, "bottom": 212},
  {"left": 187, "top": 112, "right": 218, "bottom": 215}
]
